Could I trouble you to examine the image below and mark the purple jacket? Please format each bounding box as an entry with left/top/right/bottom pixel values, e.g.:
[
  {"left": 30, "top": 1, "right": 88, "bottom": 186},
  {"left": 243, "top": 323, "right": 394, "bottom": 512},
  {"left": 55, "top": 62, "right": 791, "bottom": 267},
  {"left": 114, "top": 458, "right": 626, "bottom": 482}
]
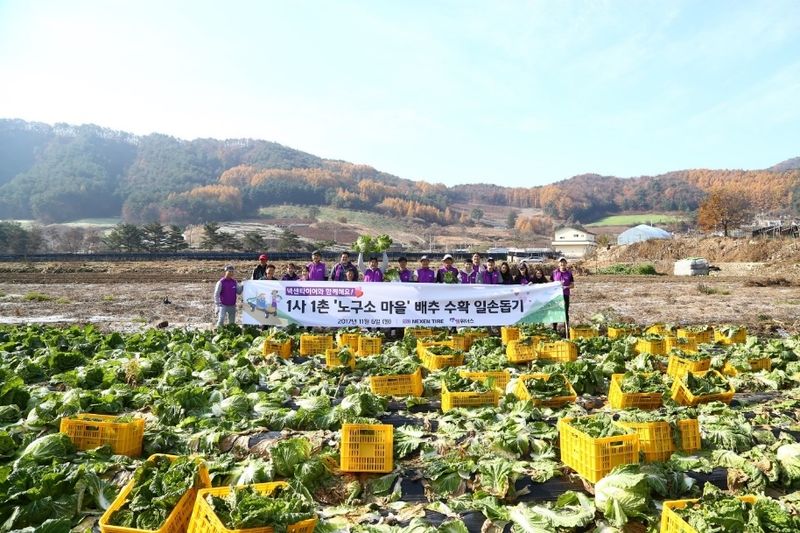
[
  {"left": 364, "top": 267, "right": 384, "bottom": 282},
  {"left": 482, "top": 269, "right": 501, "bottom": 285},
  {"left": 459, "top": 270, "right": 471, "bottom": 284},
  {"left": 467, "top": 269, "right": 482, "bottom": 284},
  {"left": 215, "top": 277, "right": 239, "bottom": 306},
  {"left": 307, "top": 261, "right": 327, "bottom": 281},
  {"left": 437, "top": 265, "right": 460, "bottom": 283},
  {"left": 281, "top": 273, "right": 298, "bottom": 281},
  {"left": 399, "top": 268, "right": 413, "bottom": 282},
  {"left": 330, "top": 262, "right": 355, "bottom": 281},
  {"left": 552, "top": 269, "right": 574, "bottom": 296},
  {"left": 415, "top": 267, "right": 436, "bottom": 283}
]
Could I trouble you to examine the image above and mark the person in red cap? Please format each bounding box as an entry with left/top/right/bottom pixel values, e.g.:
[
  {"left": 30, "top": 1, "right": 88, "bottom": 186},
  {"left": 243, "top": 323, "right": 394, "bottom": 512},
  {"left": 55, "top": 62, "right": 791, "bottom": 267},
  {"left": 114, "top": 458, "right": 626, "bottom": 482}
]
[{"left": 252, "top": 254, "right": 269, "bottom": 280}]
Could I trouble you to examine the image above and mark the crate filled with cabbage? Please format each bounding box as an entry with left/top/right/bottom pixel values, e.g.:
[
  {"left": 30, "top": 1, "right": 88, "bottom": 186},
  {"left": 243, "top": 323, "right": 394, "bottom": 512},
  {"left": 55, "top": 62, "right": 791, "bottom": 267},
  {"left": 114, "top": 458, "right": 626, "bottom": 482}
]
[
  {"left": 671, "top": 370, "right": 734, "bottom": 406},
  {"left": 101, "top": 454, "right": 211, "bottom": 533},
  {"left": 661, "top": 485, "right": 798, "bottom": 533},
  {"left": 441, "top": 369, "right": 499, "bottom": 412},
  {"left": 609, "top": 372, "right": 669, "bottom": 410},
  {"left": 513, "top": 373, "right": 576, "bottom": 407},
  {"left": 188, "top": 481, "right": 317, "bottom": 533},
  {"left": 558, "top": 414, "right": 639, "bottom": 483}
]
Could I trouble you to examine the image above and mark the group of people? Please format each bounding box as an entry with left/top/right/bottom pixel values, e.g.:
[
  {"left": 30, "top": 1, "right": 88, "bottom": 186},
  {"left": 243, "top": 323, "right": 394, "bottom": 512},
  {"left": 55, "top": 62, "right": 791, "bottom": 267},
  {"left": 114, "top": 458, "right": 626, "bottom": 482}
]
[{"left": 216, "top": 251, "right": 575, "bottom": 329}]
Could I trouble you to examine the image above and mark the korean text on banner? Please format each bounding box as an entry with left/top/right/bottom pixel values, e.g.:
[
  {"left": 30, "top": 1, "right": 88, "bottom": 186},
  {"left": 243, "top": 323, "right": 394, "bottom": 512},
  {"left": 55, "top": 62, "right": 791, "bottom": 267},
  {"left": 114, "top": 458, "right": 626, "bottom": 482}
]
[{"left": 242, "top": 281, "right": 565, "bottom": 328}]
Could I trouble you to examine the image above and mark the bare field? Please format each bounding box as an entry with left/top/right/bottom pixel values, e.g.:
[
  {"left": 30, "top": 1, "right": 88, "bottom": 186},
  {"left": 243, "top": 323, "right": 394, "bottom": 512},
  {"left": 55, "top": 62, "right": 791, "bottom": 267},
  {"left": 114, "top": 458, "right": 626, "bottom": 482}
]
[{"left": 1, "top": 260, "right": 798, "bottom": 334}]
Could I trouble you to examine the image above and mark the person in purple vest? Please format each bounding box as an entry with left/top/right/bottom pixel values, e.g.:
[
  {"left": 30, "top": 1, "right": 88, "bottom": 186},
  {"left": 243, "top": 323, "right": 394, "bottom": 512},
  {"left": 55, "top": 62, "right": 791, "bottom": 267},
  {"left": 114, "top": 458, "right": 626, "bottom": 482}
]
[
  {"left": 414, "top": 256, "right": 436, "bottom": 283},
  {"left": 468, "top": 253, "right": 485, "bottom": 283},
  {"left": 330, "top": 252, "right": 356, "bottom": 281},
  {"left": 281, "top": 263, "right": 299, "bottom": 281},
  {"left": 459, "top": 260, "right": 473, "bottom": 284},
  {"left": 436, "top": 254, "right": 460, "bottom": 283},
  {"left": 363, "top": 256, "right": 384, "bottom": 282},
  {"left": 552, "top": 257, "right": 575, "bottom": 337},
  {"left": 397, "top": 257, "right": 413, "bottom": 282},
  {"left": 214, "top": 264, "right": 243, "bottom": 328},
  {"left": 307, "top": 250, "right": 327, "bottom": 281},
  {"left": 482, "top": 257, "right": 501, "bottom": 284}
]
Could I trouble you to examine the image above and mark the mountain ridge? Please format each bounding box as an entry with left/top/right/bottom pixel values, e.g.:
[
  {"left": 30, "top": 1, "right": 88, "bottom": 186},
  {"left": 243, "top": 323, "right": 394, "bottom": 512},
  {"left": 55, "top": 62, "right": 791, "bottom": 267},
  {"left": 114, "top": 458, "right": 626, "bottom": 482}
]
[{"left": 1, "top": 118, "right": 798, "bottom": 225}]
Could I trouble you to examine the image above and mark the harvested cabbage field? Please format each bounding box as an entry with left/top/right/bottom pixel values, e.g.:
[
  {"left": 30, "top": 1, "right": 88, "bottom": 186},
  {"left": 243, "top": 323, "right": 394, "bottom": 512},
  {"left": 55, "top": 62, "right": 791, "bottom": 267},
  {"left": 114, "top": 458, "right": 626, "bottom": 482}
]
[{"left": 3, "top": 323, "right": 800, "bottom": 532}]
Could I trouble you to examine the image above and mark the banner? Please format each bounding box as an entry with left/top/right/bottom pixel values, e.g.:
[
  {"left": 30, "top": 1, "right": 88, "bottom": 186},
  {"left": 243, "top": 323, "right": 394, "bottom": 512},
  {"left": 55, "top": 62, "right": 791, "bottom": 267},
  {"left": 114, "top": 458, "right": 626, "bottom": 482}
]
[{"left": 242, "top": 280, "right": 565, "bottom": 327}]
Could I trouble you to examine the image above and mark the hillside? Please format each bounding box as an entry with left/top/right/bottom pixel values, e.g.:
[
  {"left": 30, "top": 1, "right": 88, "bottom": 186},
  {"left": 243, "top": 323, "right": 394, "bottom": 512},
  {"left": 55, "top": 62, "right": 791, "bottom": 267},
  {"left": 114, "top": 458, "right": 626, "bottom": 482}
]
[{"left": 1, "top": 119, "right": 798, "bottom": 228}]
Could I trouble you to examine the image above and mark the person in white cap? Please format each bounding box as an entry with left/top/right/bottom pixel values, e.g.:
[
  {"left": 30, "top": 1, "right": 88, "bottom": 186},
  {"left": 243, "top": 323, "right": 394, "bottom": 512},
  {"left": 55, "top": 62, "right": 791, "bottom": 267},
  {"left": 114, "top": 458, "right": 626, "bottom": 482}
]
[
  {"left": 414, "top": 255, "right": 436, "bottom": 283},
  {"left": 214, "top": 264, "right": 243, "bottom": 328},
  {"left": 436, "top": 254, "right": 460, "bottom": 283}
]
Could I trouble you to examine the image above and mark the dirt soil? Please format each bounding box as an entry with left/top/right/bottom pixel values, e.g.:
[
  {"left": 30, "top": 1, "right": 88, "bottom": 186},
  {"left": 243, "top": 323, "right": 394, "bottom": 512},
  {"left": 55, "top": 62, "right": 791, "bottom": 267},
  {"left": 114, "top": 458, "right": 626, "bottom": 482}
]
[
  {"left": 1, "top": 259, "right": 798, "bottom": 334},
  {"left": 591, "top": 236, "right": 800, "bottom": 279}
]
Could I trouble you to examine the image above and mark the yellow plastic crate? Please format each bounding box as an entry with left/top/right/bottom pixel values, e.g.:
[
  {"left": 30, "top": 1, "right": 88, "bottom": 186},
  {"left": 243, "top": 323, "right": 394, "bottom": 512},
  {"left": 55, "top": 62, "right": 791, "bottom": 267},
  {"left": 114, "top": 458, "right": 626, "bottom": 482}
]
[
  {"left": 665, "top": 336, "right": 698, "bottom": 354},
  {"left": 558, "top": 417, "right": 640, "bottom": 484},
  {"left": 514, "top": 373, "right": 577, "bottom": 407},
  {"left": 450, "top": 335, "right": 470, "bottom": 352},
  {"left": 660, "top": 496, "right": 757, "bottom": 533},
  {"left": 100, "top": 454, "right": 211, "bottom": 533},
  {"left": 325, "top": 348, "right": 355, "bottom": 369},
  {"left": 635, "top": 338, "right": 666, "bottom": 355},
  {"left": 645, "top": 323, "right": 671, "bottom": 336},
  {"left": 357, "top": 336, "right": 382, "bottom": 356},
  {"left": 501, "top": 326, "right": 521, "bottom": 345},
  {"left": 458, "top": 370, "right": 510, "bottom": 391},
  {"left": 714, "top": 328, "right": 748, "bottom": 345},
  {"left": 406, "top": 328, "right": 434, "bottom": 338},
  {"left": 607, "top": 326, "right": 638, "bottom": 339},
  {"left": 723, "top": 357, "right": 772, "bottom": 376},
  {"left": 506, "top": 338, "right": 537, "bottom": 363},
  {"left": 340, "top": 423, "right": 394, "bottom": 473},
  {"left": 60, "top": 413, "right": 144, "bottom": 457},
  {"left": 536, "top": 340, "right": 578, "bottom": 362},
  {"left": 441, "top": 382, "right": 499, "bottom": 412},
  {"left": 569, "top": 326, "right": 597, "bottom": 340},
  {"left": 671, "top": 370, "right": 735, "bottom": 407},
  {"left": 187, "top": 482, "right": 317, "bottom": 533},
  {"left": 666, "top": 354, "right": 711, "bottom": 379},
  {"left": 617, "top": 419, "right": 701, "bottom": 462},
  {"left": 416, "top": 339, "right": 454, "bottom": 357},
  {"left": 299, "top": 334, "right": 333, "bottom": 356},
  {"left": 337, "top": 332, "right": 361, "bottom": 351},
  {"left": 369, "top": 368, "right": 424, "bottom": 397},
  {"left": 676, "top": 328, "right": 712, "bottom": 344},
  {"left": 607, "top": 373, "right": 664, "bottom": 410},
  {"left": 420, "top": 348, "right": 464, "bottom": 370},
  {"left": 262, "top": 338, "right": 292, "bottom": 359}
]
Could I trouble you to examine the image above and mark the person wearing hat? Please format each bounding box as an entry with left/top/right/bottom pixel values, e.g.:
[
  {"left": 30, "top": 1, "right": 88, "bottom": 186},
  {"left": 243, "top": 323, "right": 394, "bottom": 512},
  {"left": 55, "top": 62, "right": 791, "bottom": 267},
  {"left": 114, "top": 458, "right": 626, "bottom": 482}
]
[
  {"left": 436, "top": 254, "right": 460, "bottom": 283},
  {"left": 551, "top": 257, "right": 575, "bottom": 336},
  {"left": 414, "top": 255, "right": 436, "bottom": 283},
  {"left": 482, "top": 257, "right": 501, "bottom": 284},
  {"left": 214, "top": 264, "right": 243, "bottom": 328},
  {"left": 330, "top": 251, "right": 356, "bottom": 281},
  {"left": 363, "top": 256, "right": 384, "bottom": 282},
  {"left": 307, "top": 250, "right": 327, "bottom": 281},
  {"left": 397, "top": 257, "right": 413, "bottom": 282},
  {"left": 252, "top": 254, "right": 269, "bottom": 280}
]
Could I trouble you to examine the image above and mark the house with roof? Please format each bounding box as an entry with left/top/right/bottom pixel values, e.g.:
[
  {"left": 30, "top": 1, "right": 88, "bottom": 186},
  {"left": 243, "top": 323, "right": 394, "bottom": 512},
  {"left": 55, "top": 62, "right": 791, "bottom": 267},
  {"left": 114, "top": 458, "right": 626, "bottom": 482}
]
[{"left": 552, "top": 225, "right": 597, "bottom": 258}]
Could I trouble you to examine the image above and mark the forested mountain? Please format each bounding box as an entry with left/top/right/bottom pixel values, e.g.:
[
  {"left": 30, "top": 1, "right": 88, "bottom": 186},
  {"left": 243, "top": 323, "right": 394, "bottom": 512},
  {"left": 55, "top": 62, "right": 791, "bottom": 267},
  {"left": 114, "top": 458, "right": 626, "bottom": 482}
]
[{"left": 1, "top": 118, "right": 798, "bottom": 225}]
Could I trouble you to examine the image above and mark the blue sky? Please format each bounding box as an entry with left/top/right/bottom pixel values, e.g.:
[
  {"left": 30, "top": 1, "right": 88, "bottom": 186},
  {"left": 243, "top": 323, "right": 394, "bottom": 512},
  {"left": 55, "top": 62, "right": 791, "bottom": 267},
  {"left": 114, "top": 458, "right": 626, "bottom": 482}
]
[{"left": 1, "top": 0, "right": 798, "bottom": 187}]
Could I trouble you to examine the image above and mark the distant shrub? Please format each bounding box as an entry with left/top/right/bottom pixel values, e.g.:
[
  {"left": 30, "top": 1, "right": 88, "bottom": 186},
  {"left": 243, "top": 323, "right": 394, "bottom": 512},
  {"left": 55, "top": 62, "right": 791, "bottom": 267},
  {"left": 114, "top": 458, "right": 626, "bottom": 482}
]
[
  {"left": 597, "top": 263, "right": 658, "bottom": 275},
  {"left": 24, "top": 291, "right": 53, "bottom": 302}
]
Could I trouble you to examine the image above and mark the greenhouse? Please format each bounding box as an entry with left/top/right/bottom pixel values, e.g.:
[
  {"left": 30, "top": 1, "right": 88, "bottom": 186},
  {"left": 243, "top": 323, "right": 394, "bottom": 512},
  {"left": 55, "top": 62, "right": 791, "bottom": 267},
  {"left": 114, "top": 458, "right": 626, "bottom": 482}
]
[{"left": 616, "top": 224, "right": 672, "bottom": 245}]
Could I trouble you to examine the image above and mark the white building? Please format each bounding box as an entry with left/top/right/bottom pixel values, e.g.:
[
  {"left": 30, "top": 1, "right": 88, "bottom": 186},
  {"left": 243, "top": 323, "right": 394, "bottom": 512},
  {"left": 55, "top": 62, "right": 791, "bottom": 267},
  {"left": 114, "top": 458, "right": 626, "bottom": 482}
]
[{"left": 552, "top": 226, "right": 597, "bottom": 258}]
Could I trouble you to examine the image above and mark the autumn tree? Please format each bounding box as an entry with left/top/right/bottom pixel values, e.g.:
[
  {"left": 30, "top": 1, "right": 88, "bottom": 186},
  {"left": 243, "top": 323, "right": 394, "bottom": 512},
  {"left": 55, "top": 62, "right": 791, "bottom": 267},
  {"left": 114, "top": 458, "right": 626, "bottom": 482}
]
[
  {"left": 471, "top": 208, "right": 484, "bottom": 221},
  {"left": 697, "top": 190, "right": 753, "bottom": 236}
]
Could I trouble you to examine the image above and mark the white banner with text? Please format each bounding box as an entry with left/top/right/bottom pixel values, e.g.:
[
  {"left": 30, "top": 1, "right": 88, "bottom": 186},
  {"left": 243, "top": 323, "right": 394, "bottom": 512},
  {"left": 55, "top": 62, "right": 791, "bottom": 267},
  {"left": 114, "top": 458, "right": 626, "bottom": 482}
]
[{"left": 242, "top": 280, "right": 565, "bottom": 327}]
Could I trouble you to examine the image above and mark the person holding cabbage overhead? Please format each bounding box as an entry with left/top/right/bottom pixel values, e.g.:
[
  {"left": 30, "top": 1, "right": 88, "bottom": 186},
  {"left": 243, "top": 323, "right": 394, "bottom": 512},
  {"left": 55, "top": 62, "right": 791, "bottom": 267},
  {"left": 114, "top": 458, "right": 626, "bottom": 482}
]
[{"left": 354, "top": 234, "right": 391, "bottom": 277}]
